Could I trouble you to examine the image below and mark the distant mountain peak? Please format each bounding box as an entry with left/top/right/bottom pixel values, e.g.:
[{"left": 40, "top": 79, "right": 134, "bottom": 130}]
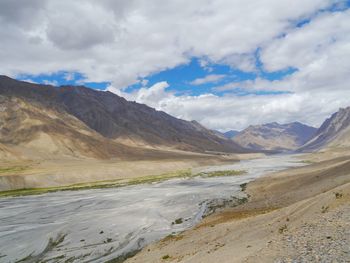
[{"left": 233, "top": 122, "right": 317, "bottom": 152}]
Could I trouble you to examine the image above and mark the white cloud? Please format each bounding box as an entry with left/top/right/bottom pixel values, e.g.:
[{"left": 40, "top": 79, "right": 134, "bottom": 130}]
[
  {"left": 20, "top": 78, "right": 38, "bottom": 84},
  {"left": 63, "top": 72, "right": 75, "bottom": 81},
  {"left": 261, "top": 10, "right": 350, "bottom": 73},
  {"left": 1, "top": 0, "right": 350, "bottom": 130},
  {"left": 111, "top": 81, "right": 350, "bottom": 131},
  {"left": 132, "top": 81, "right": 171, "bottom": 106},
  {"left": 190, "top": 74, "right": 226, "bottom": 85},
  {"left": 259, "top": 9, "right": 350, "bottom": 95},
  {"left": 42, "top": 79, "right": 58, "bottom": 86},
  {"left": 108, "top": 81, "right": 171, "bottom": 106},
  {"left": 0, "top": 0, "right": 338, "bottom": 88},
  {"left": 46, "top": 1, "right": 116, "bottom": 50}
]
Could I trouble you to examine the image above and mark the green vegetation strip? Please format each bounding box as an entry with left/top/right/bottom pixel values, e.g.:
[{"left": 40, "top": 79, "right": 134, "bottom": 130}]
[
  {"left": 0, "top": 166, "right": 28, "bottom": 174},
  {"left": 300, "top": 160, "right": 314, "bottom": 164},
  {"left": 0, "top": 169, "right": 246, "bottom": 198},
  {"left": 197, "top": 170, "right": 246, "bottom": 177}
]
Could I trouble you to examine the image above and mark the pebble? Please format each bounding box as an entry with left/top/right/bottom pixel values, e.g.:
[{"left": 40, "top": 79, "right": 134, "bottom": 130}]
[{"left": 275, "top": 205, "right": 350, "bottom": 263}]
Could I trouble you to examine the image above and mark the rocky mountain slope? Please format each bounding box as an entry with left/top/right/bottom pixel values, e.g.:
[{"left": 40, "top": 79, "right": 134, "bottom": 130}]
[
  {"left": 299, "top": 107, "right": 350, "bottom": 152},
  {"left": 0, "top": 96, "right": 180, "bottom": 160},
  {"left": 233, "top": 122, "right": 317, "bottom": 151},
  {"left": 0, "top": 76, "right": 246, "bottom": 160}
]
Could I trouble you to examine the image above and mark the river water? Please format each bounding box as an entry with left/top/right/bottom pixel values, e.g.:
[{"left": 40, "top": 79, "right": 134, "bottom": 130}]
[{"left": 0, "top": 154, "right": 305, "bottom": 263}]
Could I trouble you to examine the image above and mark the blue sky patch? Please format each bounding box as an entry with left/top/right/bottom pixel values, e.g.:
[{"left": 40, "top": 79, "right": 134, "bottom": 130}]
[
  {"left": 125, "top": 56, "right": 294, "bottom": 97},
  {"left": 17, "top": 43, "right": 298, "bottom": 98},
  {"left": 18, "top": 71, "right": 110, "bottom": 90}
]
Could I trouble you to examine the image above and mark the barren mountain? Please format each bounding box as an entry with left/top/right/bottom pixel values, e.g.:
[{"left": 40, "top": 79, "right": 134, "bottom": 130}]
[
  {"left": 300, "top": 107, "right": 350, "bottom": 152},
  {"left": 233, "top": 122, "right": 317, "bottom": 151},
  {"left": 0, "top": 76, "right": 245, "bottom": 160},
  {"left": 0, "top": 96, "right": 180, "bottom": 161}
]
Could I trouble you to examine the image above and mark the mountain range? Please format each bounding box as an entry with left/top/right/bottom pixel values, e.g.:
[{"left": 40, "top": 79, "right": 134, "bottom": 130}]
[
  {"left": 232, "top": 122, "right": 317, "bottom": 151},
  {"left": 230, "top": 107, "right": 350, "bottom": 152},
  {"left": 1, "top": 75, "right": 349, "bottom": 161},
  {"left": 0, "top": 76, "right": 246, "bottom": 160}
]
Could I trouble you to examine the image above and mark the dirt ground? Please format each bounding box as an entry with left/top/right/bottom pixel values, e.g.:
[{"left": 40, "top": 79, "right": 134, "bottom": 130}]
[
  {"left": 0, "top": 152, "right": 263, "bottom": 191},
  {"left": 126, "top": 152, "right": 350, "bottom": 263}
]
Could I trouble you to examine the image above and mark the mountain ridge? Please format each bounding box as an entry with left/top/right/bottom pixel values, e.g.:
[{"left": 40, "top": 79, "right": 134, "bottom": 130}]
[
  {"left": 0, "top": 76, "right": 247, "bottom": 159},
  {"left": 299, "top": 107, "right": 350, "bottom": 152},
  {"left": 232, "top": 121, "right": 317, "bottom": 151}
]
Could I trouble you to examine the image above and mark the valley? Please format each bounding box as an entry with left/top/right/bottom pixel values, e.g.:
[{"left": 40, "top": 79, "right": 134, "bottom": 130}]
[
  {"left": 0, "top": 154, "right": 305, "bottom": 263},
  {"left": 0, "top": 76, "right": 349, "bottom": 263},
  {"left": 128, "top": 150, "right": 350, "bottom": 263},
  {"left": 1, "top": 2, "right": 350, "bottom": 262}
]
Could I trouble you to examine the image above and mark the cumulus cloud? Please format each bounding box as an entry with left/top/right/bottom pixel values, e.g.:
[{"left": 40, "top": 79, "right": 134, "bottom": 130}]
[
  {"left": 0, "top": 0, "right": 45, "bottom": 29},
  {"left": 190, "top": 74, "right": 226, "bottom": 85},
  {"left": 0, "top": 0, "right": 338, "bottom": 86},
  {"left": 131, "top": 81, "right": 171, "bottom": 106},
  {"left": 111, "top": 81, "right": 350, "bottom": 131},
  {"left": 46, "top": 1, "right": 116, "bottom": 50},
  {"left": 1, "top": 0, "right": 350, "bottom": 130},
  {"left": 260, "top": 9, "right": 350, "bottom": 94},
  {"left": 42, "top": 79, "right": 58, "bottom": 86}
]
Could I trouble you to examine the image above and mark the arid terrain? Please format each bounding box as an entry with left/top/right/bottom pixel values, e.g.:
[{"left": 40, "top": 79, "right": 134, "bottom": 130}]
[
  {"left": 233, "top": 122, "right": 317, "bottom": 151},
  {"left": 0, "top": 77, "right": 350, "bottom": 263},
  {"left": 125, "top": 107, "right": 350, "bottom": 262},
  {"left": 0, "top": 154, "right": 302, "bottom": 263},
  {"left": 0, "top": 76, "right": 349, "bottom": 263},
  {"left": 127, "top": 149, "right": 350, "bottom": 262},
  {"left": 1, "top": 1, "right": 350, "bottom": 262},
  {"left": 0, "top": 151, "right": 254, "bottom": 192}
]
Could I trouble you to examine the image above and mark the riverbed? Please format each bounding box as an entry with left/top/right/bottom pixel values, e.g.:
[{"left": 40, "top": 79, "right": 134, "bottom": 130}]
[{"left": 0, "top": 154, "right": 305, "bottom": 262}]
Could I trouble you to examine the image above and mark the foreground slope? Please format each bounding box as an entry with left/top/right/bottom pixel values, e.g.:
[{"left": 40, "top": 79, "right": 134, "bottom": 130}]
[
  {"left": 300, "top": 107, "right": 350, "bottom": 152},
  {"left": 128, "top": 154, "right": 350, "bottom": 263},
  {"left": 233, "top": 122, "right": 316, "bottom": 151},
  {"left": 0, "top": 76, "right": 246, "bottom": 155}
]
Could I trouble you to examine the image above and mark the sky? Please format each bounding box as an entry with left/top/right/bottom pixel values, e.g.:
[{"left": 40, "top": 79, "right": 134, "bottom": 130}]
[{"left": 1, "top": 0, "right": 350, "bottom": 131}]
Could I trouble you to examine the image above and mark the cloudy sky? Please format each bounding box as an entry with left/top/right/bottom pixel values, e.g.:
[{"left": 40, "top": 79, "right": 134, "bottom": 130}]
[{"left": 1, "top": 0, "right": 350, "bottom": 131}]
